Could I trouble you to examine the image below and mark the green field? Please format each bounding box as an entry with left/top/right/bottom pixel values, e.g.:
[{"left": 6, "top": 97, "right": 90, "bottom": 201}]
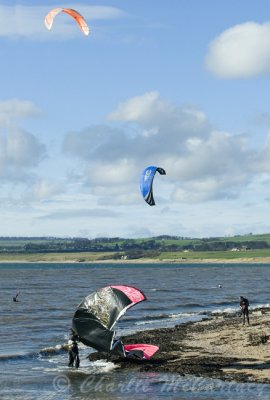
[
  {"left": 158, "top": 249, "right": 270, "bottom": 261},
  {"left": 0, "top": 248, "right": 270, "bottom": 263},
  {"left": 0, "top": 252, "right": 115, "bottom": 263}
]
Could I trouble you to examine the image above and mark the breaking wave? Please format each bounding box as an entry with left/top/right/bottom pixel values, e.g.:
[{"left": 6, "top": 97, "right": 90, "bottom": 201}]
[{"left": 0, "top": 344, "right": 68, "bottom": 362}]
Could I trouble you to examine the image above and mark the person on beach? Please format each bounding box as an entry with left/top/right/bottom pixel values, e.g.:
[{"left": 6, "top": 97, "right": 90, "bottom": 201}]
[{"left": 240, "top": 296, "right": 250, "bottom": 325}]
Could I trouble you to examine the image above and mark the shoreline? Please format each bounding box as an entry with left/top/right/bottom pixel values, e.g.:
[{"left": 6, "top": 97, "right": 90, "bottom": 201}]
[
  {"left": 1, "top": 257, "right": 270, "bottom": 264},
  {"left": 89, "top": 308, "right": 270, "bottom": 384}
]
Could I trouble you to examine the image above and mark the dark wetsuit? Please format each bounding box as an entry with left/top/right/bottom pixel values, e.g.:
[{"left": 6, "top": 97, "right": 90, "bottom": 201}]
[
  {"left": 240, "top": 297, "right": 249, "bottom": 325},
  {"left": 68, "top": 341, "right": 80, "bottom": 368},
  {"left": 13, "top": 294, "right": 19, "bottom": 302}
]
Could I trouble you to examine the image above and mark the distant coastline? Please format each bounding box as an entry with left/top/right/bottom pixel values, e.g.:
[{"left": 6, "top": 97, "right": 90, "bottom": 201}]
[{"left": 1, "top": 254, "right": 270, "bottom": 264}]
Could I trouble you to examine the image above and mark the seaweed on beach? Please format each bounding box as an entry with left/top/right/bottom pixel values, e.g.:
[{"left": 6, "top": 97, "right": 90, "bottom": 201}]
[
  {"left": 87, "top": 309, "right": 270, "bottom": 384},
  {"left": 248, "top": 332, "right": 269, "bottom": 345}
]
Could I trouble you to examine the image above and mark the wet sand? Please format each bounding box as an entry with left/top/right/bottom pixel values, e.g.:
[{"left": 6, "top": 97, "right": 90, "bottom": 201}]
[{"left": 89, "top": 308, "right": 270, "bottom": 383}]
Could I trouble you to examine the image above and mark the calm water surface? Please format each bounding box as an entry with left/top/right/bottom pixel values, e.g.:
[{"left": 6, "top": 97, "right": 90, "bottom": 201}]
[{"left": 0, "top": 263, "right": 270, "bottom": 399}]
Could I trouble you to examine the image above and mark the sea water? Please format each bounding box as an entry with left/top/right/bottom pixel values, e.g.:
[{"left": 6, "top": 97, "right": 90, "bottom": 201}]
[{"left": 0, "top": 263, "right": 270, "bottom": 399}]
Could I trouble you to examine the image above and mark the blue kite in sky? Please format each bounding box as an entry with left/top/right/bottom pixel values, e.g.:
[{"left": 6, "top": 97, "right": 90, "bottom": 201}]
[{"left": 140, "top": 166, "right": 166, "bottom": 206}]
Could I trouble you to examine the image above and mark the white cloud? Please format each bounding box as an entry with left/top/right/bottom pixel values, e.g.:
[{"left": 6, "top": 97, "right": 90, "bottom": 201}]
[
  {"left": 108, "top": 91, "right": 168, "bottom": 123},
  {"left": 164, "top": 131, "right": 251, "bottom": 180},
  {"left": 85, "top": 159, "right": 136, "bottom": 186},
  {"left": 252, "top": 134, "right": 270, "bottom": 173},
  {"left": 108, "top": 91, "right": 209, "bottom": 136},
  {"left": 63, "top": 92, "right": 260, "bottom": 204},
  {"left": 37, "top": 208, "right": 121, "bottom": 220},
  {"left": 64, "top": 92, "right": 211, "bottom": 163},
  {"left": 205, "top": 22, "right": 270, "bottom": 78},
  {"left": 0, "top": 100, "right": 46, "bottom": 182},
  {"left": 31, "top": 179, "right": 64, "bottom": 201},
  {"left": 0, "top": 128, "right": 46, "bottom": 180},
  {"left": 70, "top": 5, "right": 126, "bottom": 20},
  {"left": 0, "top": 99, "right": 41, "bottom": 126},
  {"left": 0, "top": 4, "right": 125, "bottom": 39},
  {"left": 172, "top": 179, "right": 238, "bottom": 203}
]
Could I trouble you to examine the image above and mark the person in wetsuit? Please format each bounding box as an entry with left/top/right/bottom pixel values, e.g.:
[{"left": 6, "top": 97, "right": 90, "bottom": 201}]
[
  {"left": 68, "top": 340, "right": 80, "bottom": 368},
  {"left": 240, "top": 296, "right": 250, "bottom": 325},
  {"left": 68, "top": 329, "right": 80, "bottom": 368},
  {"left": 13, "top": 292, "right": 20, "bottom": 302}
]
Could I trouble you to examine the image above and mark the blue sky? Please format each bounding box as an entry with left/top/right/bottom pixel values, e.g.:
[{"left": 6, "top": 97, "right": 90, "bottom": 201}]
[{"left": 1, "top": 0, "right": 270, "bottom": 238}]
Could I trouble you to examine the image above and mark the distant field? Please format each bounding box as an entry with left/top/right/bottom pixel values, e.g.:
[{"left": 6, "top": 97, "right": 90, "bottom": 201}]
[
  {"left": 0, "top": 252, "right": 113, "bottom": 263},
  {"left": 158, "top": 249, "right": 270, "bottom": 261},
  {"left": 1, "top": 249, "right": 270, "bottom": 263}
]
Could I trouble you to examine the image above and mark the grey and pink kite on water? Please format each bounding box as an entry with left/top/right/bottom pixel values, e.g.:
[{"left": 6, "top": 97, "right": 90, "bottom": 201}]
[{"left": 72, "top": 285, "right": 159, "bottom": 360}]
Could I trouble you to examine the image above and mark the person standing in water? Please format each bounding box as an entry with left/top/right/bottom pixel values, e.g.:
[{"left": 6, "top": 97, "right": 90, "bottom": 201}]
[
  {"left": 68, "top": 340, "right": 80, "bottom": 368},
  {"left": 240, "top": 296, "right": 250, "bottom": 325},
  {"left": 68, "top": 329, "right": 80, "bottom": 368}
]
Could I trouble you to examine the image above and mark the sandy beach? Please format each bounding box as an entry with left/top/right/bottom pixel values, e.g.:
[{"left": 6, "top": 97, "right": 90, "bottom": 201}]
[
  {"left": 90, "top": 308, "right": 270, "bottom": 384},
  {"left": 1, "top": 256, "right": 270, "bottom": 264}
]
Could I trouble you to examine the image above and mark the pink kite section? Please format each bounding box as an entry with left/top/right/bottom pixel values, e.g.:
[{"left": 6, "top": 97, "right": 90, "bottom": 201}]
[
  {"left": 110, "top": 285, "right": 146, "bottom": 304},
  {"left": 124, "top": 344, "right": 159, "bottom": 359}
]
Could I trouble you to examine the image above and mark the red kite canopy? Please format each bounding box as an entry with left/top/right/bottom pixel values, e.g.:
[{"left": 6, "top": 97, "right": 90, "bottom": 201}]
[{"left": 44, "top": 8, "right": 89, "bottom": 36}]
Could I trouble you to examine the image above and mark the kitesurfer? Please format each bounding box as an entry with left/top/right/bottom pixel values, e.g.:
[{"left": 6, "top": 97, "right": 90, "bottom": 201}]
[
  {"left": 68, "top": 339, "right": 80, "bottom": 368},
  {"left": 13, "top": 292, "right": 20, "bottom": 302},
  {"left": 68, "top": 329, "right": 80, "bottom": 368},
  {"left": 240, "top": 296, "right": 250, "bottom": 325}
]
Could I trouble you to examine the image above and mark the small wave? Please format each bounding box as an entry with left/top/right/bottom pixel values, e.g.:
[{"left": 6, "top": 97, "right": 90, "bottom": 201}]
[
  {"left": 141, "top": 306, "right": 169, "bottom": 311},
  {"left": 122, "top": 312, "right": 168, "bottom": 322},
  {"left": 135, "top": 313, "right": 205, "bottom": 326},
  {"left": 252, "top": 303, "right": 270, "bottom": 310},
  {"left": 211, "top": 303, "right": 270, "bottom": 316},
  {"left": 149, "top": 288, "right": 178, "bottom": 293},
  {"left": 39, "top": 344, "right": 69, "bottom": 356},
  {"left": 127, "top": 303, "right": 270, "bottom": 329},
  {"left": 134, "top": 311, "right": 197, "bottom": 325},
  {"left": 41, "top": 360, "right": 118, "bottom": 375},
  {"left": 138, "top": 313, "right": 171, "bottom": 321},
  {"left": 170, "top": 312, "right": 195, "bottom": 318},
  {"left": 212, "top": 307, "right": 238, "bottom": 315},
  {"left": 211, "top": 300, "right": 237, "bottom": 306},
  {"left": 0, "top": 344, "right": 68, "bottom": 362},
  {"left": 175, "top": 302, "right": 204, "bottom": 308},
  {"left": 90, "top": 360, "right": 117, "bottom": 373},
  {"left": 135, "top": 319, "right": 169, "bottom": 326}
]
